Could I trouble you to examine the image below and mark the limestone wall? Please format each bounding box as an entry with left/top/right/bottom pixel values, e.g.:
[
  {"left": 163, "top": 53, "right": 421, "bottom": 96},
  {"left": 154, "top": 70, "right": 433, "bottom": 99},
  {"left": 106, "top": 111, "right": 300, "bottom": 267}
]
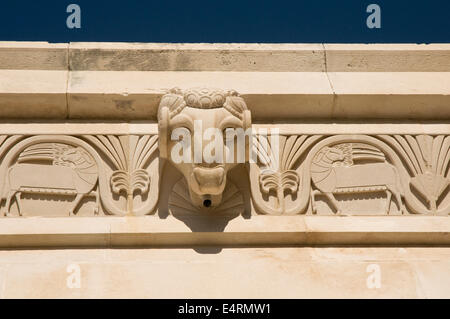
[
  {"left": 0, "top": 42, "right": 448, "bottom": 298},
  {"left": 1, "top": 247, "right": 449, "bottom": 298}
]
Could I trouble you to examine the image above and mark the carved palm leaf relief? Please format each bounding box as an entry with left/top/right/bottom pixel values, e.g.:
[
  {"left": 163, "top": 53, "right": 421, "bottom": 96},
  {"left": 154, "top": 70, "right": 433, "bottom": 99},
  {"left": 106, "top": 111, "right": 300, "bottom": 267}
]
[
  {"left": 378, "top": 135, "right": 449, "bottom": 215},
  {"left": 259, "top": 170, "right": 299, "bottom": 212},
  {"left": 249, "top": 134, "right": 323, "bottom": 215},
  {"left": 82, "top": 134, "right": 160, "bottom": 215}
]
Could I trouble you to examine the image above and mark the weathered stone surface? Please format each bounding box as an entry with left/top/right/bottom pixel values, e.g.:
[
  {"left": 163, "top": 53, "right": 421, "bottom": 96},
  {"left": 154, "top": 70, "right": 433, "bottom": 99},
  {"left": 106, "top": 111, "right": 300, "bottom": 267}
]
[
  {"left": 0, "top": 42, "right": 68, "bottom": 70},
  {"left": 3, "top": 42, "right": 450, "bottom": 72},
  {"left": 325, "top": 44, "right": 450, "bottom": 72},
  {"left": 69, "top": 42, "right": 326, "bottom": 72}
]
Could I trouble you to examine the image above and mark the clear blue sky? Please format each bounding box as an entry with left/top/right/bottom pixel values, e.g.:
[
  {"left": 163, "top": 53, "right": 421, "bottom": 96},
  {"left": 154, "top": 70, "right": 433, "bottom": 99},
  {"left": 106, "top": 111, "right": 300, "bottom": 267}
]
[{"left": 0, "top": 0, "right": 449, "bottom": 43}]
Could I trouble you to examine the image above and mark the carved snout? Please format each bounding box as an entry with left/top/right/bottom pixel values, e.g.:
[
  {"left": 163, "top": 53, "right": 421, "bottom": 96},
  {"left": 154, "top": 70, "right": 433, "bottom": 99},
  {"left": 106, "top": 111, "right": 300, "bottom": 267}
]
[
  {"left": 189, "top": 166, "right": 226, "bottom": 208},
  {"left": 193, "top": 167, "right": 225, "bottom": 194}
]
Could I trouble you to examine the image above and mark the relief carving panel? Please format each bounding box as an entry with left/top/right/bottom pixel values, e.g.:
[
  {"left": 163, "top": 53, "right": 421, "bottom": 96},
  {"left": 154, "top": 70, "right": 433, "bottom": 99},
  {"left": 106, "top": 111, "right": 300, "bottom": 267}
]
[
  {"left": 0, "top": 135, "right": 159, "bottom": 217},
  {"left": 249, "top": 134, "right": 449, "bottom": 216},
  {"left": 0, "top": 88, "right": 448, "bottom": 217}
]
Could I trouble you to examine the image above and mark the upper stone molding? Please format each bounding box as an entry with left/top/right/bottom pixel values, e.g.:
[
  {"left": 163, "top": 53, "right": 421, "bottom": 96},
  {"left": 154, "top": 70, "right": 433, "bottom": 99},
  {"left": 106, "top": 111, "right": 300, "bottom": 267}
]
[
  {"left": 1, "top": 42, "right": 450, "bottom": 71},
  {"left": 0, "top": 42, "right": 450, "bottom": 121}
]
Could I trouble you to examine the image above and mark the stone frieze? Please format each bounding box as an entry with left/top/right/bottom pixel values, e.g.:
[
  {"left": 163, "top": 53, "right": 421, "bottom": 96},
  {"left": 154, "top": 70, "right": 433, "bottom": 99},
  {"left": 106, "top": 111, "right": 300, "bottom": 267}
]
[{"left": 0, "top": 88, "right": 448, "bottom": 217}]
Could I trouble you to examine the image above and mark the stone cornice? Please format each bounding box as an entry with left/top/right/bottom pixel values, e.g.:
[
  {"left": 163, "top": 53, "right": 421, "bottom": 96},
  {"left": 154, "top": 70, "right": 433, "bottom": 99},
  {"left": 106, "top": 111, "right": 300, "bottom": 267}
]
[
  {"left": 0, "top": 42, "right": 449, "bottom": 120},
  {"left": 2, "top": 42, "right": 450, "bottom": 72}
]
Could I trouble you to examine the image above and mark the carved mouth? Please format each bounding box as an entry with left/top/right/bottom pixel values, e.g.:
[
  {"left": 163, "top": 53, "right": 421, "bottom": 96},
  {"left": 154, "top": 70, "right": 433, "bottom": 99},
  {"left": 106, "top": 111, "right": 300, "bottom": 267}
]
[{"left": 192, "top": 166, "right": 225, "bottom": 194}]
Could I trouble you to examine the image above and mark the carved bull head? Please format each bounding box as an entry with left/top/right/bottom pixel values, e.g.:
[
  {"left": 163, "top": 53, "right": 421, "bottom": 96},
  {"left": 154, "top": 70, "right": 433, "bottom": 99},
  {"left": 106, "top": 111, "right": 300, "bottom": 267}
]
[{"left": 158, "top": 88, "right": 252, "bottom": 209}]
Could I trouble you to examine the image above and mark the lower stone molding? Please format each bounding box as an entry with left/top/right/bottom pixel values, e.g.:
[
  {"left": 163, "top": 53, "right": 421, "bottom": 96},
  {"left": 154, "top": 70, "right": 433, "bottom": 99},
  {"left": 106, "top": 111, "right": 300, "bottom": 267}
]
[{"left": 0, "top": 216, "right": 448, "bottom": 248}]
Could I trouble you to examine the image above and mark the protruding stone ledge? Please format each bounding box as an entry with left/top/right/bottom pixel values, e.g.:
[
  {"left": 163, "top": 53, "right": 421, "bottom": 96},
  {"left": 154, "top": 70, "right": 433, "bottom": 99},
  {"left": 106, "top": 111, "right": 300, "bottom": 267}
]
[
  {"left": 3, "top": 71, "right": 449, "bottom": 120},
  {"left": 0, "top": 216, "right": 448, "bottom": 248},
  {"left": 0, "top": 70, "right": 68, "bottom": 119},
  {"left": 0, "top": 42, "right": 449, "bottom": 120},
  {"left": 66, "top": 71, "right": 450, "bottom": 120},
  {"left": 67, "top": 71, "right": 334, "bottom": 120}
]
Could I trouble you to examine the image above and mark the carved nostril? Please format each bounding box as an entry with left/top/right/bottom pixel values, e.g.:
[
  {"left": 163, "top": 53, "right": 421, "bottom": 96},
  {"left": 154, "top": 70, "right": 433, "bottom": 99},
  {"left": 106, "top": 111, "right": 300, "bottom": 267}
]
[
  {"left": 198, "top": 162, "right": 218, "bottom": 168},
  {"left": 203, "top": 199, "right": 212, "bottom": 208}
]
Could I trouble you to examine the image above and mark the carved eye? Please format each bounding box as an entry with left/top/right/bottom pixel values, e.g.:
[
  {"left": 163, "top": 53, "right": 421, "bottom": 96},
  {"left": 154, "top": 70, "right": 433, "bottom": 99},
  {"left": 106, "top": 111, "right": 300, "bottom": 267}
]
[
  {"left": 170, "top": 127, "right": 191, "bottom": 142},
  {"left": 223, "top": 128, "right": 236, "bottom": 142},
  {"left": 172, "top": 126, "right": 191, "bottom": 133}
]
